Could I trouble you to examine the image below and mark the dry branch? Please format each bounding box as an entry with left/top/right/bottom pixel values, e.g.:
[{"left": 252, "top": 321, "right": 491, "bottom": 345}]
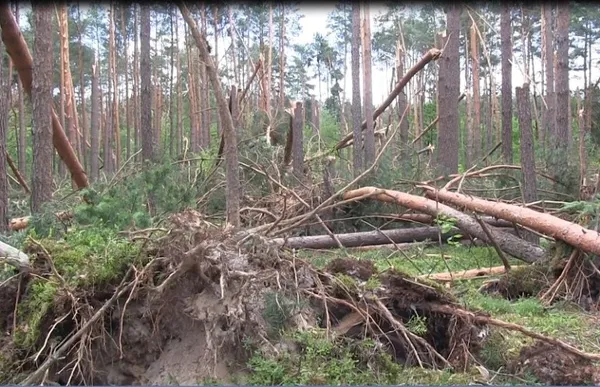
[
  {"left": 424, "top": 188, "right": 600, "bottom": 256},
  {"left": 343, "top": 187, "right": 546, "bottom": 263},
  {"left": 5, "top": 151, "right": 30, "bottom": 193},
  {"left": 430, "top": 303, "right": 600, "bottom": 362}
]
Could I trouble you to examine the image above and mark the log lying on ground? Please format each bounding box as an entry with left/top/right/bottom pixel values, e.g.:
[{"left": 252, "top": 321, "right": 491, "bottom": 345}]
[
  {"left": 424, "top": 188, "right": 600, "bottom": 256},
  {"left": 342, "top": 187, "right": 546, "bottom": 263},
  {"left": 419, "top": 265, "right": 525, "bottom": 282},
  {"left": 9, "top": 211, "right": 72, "bottom": 231},
  {"left": 273, "top": 226, "right": 466, "bottom": 250},
  {"left": 0, "top": 240, "right": 29, "bottom": 269}
]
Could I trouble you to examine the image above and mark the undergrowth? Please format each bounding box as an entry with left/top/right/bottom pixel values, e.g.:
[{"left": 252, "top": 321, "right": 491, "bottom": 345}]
[{"left": 246, "top": 328, "right": 475, "bottom": 385}]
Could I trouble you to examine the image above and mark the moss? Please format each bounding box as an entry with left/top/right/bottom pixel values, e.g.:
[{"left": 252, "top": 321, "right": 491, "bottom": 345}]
[{"left": 13, "top": 280, "right": 58, "bottom": 349}]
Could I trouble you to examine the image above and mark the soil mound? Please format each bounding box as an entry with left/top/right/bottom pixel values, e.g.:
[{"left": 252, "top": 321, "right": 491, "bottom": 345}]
[{"left": 510, "top": 341, "right": 600, "bottom": 385}]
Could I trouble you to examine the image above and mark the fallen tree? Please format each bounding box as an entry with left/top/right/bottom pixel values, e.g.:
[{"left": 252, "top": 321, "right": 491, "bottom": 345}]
[
  {"left": 0, "top": 240, "right": 29, "bottom": 269},
  {"left": 271, "top": 225, "right": 516, "bottom": 250},
  {"left": 383, "top": 213, "right": 513, "bottom": 228},
  {"left": 424, "top": 187, "right": 600, "bottom": 256},
  {"left": 342, "top": 187, "right": 546, "bottom": 263}
]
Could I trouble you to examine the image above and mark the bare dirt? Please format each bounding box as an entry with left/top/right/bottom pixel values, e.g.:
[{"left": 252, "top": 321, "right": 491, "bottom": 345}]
[{"left": 510, "top": 341, "right": 600, "bottom": 385}]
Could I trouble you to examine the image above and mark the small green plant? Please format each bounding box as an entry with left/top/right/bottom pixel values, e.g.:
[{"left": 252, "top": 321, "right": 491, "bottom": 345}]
[{"left": 406, "top": 314, "right": 428, "bottom": 336}]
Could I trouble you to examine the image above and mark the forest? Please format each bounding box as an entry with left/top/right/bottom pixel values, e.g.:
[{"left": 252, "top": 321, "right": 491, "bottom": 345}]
[{"left": 1, "top": 1, "right": 600, "bottom": 385}]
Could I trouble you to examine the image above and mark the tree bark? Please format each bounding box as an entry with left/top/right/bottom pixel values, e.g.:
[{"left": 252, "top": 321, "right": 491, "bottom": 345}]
[
  {"left": 425, "top": 188, "right": 600, "bottom": 257},
  {"left": 344, "top": 187, "right": 546, "bottom": 263},
  {"left": 90, "top": 59, "right": 100, "bottom": 182},
  {"left": 0, "top": 4, "right": 88, "bottom": 189},
  {"left": 351, "top": 3, "right": 362, "bottom": 176},
  {"left": 470, "top": 21, "right": 481, "bottom": 165},
  {"left": 179, "top": 1, "right": 241, "bottom": 229},
  {"left": 361, "top": 3, "right": 374, "bottom": 166},
  {"left": 554, "top": 4, "right": 569, "bottom": 156},
  {"left": 395, "top": 42, "right": 409, "bottom": 155},
  {"left": 120, "top": 5, "right": 131, "bottom": 160},
  {"left": 436, "top": 5, "right": 461, "bottom": 175},
  {"left": 292, "top": 101, "right": 305, "bottom": 182},
  {"left": 31, "top": 4, "right": 54, "bottom": 212},
  {"left": 133, "top": 4, "right": 140, "bottom": 160},
  {"left": 140, "top": 5, "right": 154, "bottom": 162},
  {"left": 0, "top": 38, "right": 7, "bottom": 231},
  {"left": 278, "top": 5, "right": 285, "bottom": 107},
  {"left": 501, "top": 5, "right": 513, "bottom": 165},
  {"left": 272, "top": 226, "right": 485, "bottom": 250},
  {"left": 266, "top": 4, "right": 273, "bottom": 114},
  {"left": 516, "top": 84, "right": 539, "bottom": 244}
]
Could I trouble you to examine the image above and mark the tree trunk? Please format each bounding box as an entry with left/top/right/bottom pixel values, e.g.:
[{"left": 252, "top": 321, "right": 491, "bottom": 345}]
[
  {"left": 200, "top": 7, "right": 210, "bottom": 150},
  {"left": 500, "top": 5, "right": 513, "bottom": 165},
  {"left": 120, "top": 5, "right": 131, "bottom": 160},
  {"left": 577, "top": 91, "right": 586, "bottom": 198},
  {"left": 554, "top": 4, "right": 569, "bottom": 157},
  {"left": 541, "top": 4, "right": 555, "bottom": 161},
  {"left": 31, "top": 4, "right": 54, "bottom": 212},
  {"left": 0, "top": 39, "right": 7, "bottom": 231},
  {"left": 278, "top": 5, "right": 285, "bottom": 107},
  {"left": 58, "top": 6, "right": 79, "bottom": 162},
  {"left": 140, "top": 5, "right": 154, "bottom": 162},
  {"left": 361, "top": 4, "right": 375, "bottom": 166},
  {"left": 77, "top": 4, "right": 88, "bottom": 171},
  {"left": 396, "top": 42, "right": 409, "bottom": 155},
  {"left": 179, "top": 1, "right": 241, "bottom": 229},
  {"left": 213, "top": 6, "right": 221, "bottom": 137},
  {"left": 176, "top": 15, "right": 183, "bottom": 155},
  {"left": 14, "top": 4, "right": 26, "bottom": 178},
  {"left": 266, "top": 4, "right": 273, "bottom": 114},
  {"left": 292, "top": 101, "right": 305, "bottom": 182},
  {"left": 228, "top": 7, "right": 238, "bottom": 87},
  {"left": 470, "top": 21, "right": 481, "bottom": 164},
  {"left": 344, "top": 187, "right": 546, "bottom": 263},
  {"left": 436, "top": 5, "right": 461, "bottom": 175},
  {"left": 0, "top": 4, "right": 88, "bottom": 189},
  {"left": 516, "top": 83, "right": 539, "bottom": 244},
  {"left": 351, "top": 3, "right": 362, "bottom": 176},
  {"left": 272, "top": 226, "right": 484, "bottom": 250},
  {"left": 426, "top": 188, "right": 600, "bottom": 257},
  {"left": 133, "top": 4, "right": 140, "bottom": 160},
  {"left": 90, "top": 59, "right": 100, "bottom": 182}
]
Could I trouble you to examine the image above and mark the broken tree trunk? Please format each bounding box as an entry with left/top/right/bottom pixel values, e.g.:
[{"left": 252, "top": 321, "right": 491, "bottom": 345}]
[
  {"left": 0, "top": 4, "right": 88, "bottom": 189},
  {"left": 336, "top": 48, "right": 442, "bottom": 150},
  {"left": 271, "top": 226, "right": 475, "bottom": 250},
  {"left": 0, "top": 240, "right": 29, "bottom": 270},
  {"left": 424, "top": 187, "right": 600, "bottom": 256},
  {"left": 343, "top": 187, "right": 546, "bottom": 263}
]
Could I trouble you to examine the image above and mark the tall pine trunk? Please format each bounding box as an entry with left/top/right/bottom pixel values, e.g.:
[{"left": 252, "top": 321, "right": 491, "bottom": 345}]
[
  {"left": 436, "top": 5, "right": 461, "bottom": 175},
  {"left": 500, "top": 5, "right": 513, "bottom": 164},
  {"left": 361, "top": 4, "right": 374, "bottom": 166},
  {"left": 351, "top": 3, "right": 362, "bottom": 176},
  {"left": 31, "top": 4, "right": 54, "bottom": 212}
]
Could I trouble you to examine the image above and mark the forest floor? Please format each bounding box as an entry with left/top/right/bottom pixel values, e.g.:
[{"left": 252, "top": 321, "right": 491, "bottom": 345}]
[{"left": 2, "top": 214, "right": 600, "bottom": 385}]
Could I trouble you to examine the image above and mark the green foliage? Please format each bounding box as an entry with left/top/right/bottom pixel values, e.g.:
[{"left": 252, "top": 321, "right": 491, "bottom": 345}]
[
  {"left": 262, "top": 292, "right": 304, "bottom": 335},
  {"left": 73, "top": 162, "right": 200, "bottom": 230},
  {"left": 26, "top": 227, "right": 141, "bottom": 287},
  {"left": 247, "top": 329, "right": 404, "bottom": 385},
  {"left": 13, "top": 280, "right": 57, "bottom": 349}
]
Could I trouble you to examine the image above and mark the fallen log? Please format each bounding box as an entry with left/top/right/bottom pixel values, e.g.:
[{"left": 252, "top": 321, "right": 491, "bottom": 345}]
[
  {"left": 272, "top": 226, "right": 470, "bottom": 250},
  {"left": 342, "top": 187, "right": 546, "bottom": 263},
  {"left": 419, "top": 265, "right": 524, "bottom": 281},
  {"left": 424, "top": 188, "right": 600, "bottom": 257},
  {"left": 9, "top": 211, "right": 72, "bottom": 231},
  {"left": 0, "top": 240, "right": 29, "bottom": 269}
]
